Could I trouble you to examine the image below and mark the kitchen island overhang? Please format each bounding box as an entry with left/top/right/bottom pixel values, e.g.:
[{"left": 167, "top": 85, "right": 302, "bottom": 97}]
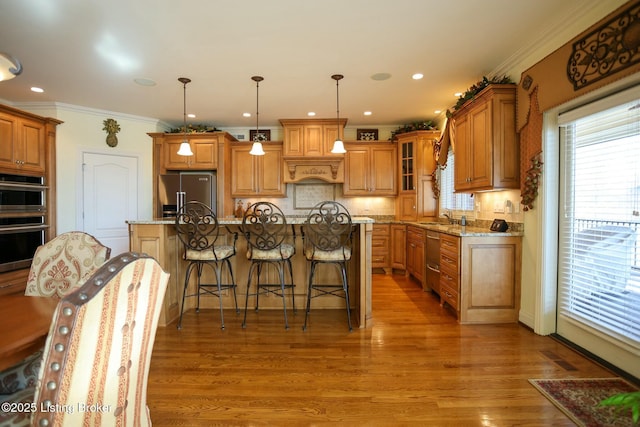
[{"left": 127, "top": 217, "right": 374, "bottom": 329}]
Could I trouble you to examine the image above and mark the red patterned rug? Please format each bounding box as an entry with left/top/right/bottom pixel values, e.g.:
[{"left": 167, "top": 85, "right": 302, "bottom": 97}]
[{"left": 529, "top": 377, "right": 638, "bottom": 427}]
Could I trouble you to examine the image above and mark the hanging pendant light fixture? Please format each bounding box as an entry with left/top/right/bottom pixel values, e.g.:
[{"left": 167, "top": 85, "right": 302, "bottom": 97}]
[
  {"left": 249, "top": 75, "right": 266, "bottom": 156},
  {"left": 0, "top": 52, "right": 22, "bottom": 82},
  {"left": 177, "top": 77, "right": 194, "bottom": 156},
  {"left": 330, "top": 74, "right": 346, "bottom": 154}
]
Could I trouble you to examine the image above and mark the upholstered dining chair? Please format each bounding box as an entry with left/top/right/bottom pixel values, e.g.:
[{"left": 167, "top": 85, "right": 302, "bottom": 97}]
[
  {"left": 175, "top": 201, "right": 239, "bottom": 330},
  {"left": 301, "top": 201, "right": 354, "bottom": 332},
  {"left": 241, "top": 201, "right": 296, "bottom": 329},
  {"left": 0, "top": 252, "right": 169, "bottom": 427},
  {"left": 25, "top": 231, "right": 111, "bottom": 298},
  {"left": 0, "top": 231, "right": 111, "bottom": 413}
]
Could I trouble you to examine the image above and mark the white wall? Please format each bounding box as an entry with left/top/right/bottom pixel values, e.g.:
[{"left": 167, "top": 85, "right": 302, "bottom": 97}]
[{"left": 14, "top": 102, "right": 165, "bottom": 232}]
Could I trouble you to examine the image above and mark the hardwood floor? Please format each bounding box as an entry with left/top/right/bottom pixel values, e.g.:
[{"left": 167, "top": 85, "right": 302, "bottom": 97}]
[{"left": 148, "top": 273, "right": 615, "bottom": 426}]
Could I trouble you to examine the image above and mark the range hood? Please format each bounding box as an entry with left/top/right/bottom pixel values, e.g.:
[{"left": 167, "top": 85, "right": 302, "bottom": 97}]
[{"left": 282, "top": 157, "right": 344, "bottom": 183}]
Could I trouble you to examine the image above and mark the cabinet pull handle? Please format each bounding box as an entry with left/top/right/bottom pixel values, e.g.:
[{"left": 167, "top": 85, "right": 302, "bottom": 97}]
[{"left": 427, "top": 264, "right": 439, "bottom": 273}]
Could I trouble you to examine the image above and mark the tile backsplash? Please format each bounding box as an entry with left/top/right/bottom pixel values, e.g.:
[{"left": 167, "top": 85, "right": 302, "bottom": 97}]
[{"left": 234, "top": 183, "right": 395, "bottom": 217}]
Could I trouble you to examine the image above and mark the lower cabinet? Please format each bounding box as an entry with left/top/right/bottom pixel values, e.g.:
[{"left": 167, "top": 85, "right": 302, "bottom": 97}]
[
  {"left": 390, "top": 224, "right": 406, "bottom": 271},
  {"left": 439, "top": 233, "right": 522, "bottom": 324},
  {"left": 128, "top": 223, "right": 182, "bottom": 327},
  {"left": 372, "top": 224, "right": 391, "bottom": 271},
  {"left": 406, "top": 226, "right": 425, "bottom": 286}
]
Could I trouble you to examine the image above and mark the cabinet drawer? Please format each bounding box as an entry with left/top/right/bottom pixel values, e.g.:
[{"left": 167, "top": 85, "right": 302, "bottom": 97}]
[
  {"left": 372, "top": 224, "right": 390, "bottom": 236},
  {"left": 440, "top": 269, "right": 458, "bottom": 289},
  {"left": 440, "top": 234, "right": 459, "bottom": 257},
  {"left": 440, "top": 252, "right": 458, "bottom": 276},
  {"left": 407, "top": 227, "right": 424, "bottom": 242},
  {"left": 440, "top": 282, "right": 459, "bottom": 310}
]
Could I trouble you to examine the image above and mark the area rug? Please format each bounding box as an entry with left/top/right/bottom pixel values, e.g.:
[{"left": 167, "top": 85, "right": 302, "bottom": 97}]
[{"left": 529, "top": 377, "right": 638, "bottom": 427}]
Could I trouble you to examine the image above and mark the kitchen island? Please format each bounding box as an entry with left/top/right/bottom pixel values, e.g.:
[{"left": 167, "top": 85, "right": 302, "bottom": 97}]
[{"left": 128, "top": 217, "right": 374, "bottom": 328}]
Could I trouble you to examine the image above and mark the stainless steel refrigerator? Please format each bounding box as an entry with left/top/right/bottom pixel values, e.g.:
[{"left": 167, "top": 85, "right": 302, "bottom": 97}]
[{"left": 158, "top": 172, "right": 217, "bottom": 217}]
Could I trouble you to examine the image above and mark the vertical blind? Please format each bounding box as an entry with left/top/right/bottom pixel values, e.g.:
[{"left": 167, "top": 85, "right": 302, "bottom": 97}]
[{"left": 558, "top": 86, "right": 640, "bottom": 348}]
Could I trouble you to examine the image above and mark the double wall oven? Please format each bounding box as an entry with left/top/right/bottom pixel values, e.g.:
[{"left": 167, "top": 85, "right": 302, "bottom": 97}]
[{"left": 0, "top": 173, "right": 48, "bottom": 273}]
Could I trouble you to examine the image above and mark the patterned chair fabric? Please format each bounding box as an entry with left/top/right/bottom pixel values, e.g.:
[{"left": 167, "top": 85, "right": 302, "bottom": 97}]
[
  {"left": 25, "top": 231, "right": 111, "bottom": 298},
  {"left": 29, "top": 252, "right": 169, "bottom": 427}
]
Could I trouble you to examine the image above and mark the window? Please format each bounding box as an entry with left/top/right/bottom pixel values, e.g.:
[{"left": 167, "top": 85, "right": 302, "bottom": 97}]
[
  {"left": 439, "top": 148, "right": 474, "bottom": 217},
  {"left": 557, "top": 86, "right": 640, "bottom": 351}
]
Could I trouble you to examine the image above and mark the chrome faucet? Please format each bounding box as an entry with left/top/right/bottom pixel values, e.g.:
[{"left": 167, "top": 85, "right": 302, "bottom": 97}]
[{"left": 443, "top": 210, "right": 456, "bottom": 224}]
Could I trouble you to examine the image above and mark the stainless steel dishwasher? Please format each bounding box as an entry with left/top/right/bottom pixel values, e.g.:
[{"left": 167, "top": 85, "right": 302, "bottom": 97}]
[{"left": 425, "top": 230, "right": 441, "bottom": 295}]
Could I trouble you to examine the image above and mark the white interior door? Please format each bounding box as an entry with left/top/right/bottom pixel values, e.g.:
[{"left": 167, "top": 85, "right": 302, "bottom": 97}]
[{"left": 82, "top": 152, "right": 138, "bottom": 256}]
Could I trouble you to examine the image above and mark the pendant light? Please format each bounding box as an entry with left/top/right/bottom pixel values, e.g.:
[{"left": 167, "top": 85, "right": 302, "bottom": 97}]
[
  {"left": 177, "top": 77, "right": 194, "bottom": 156},
  {"left": 330, "top": 74, "right": 346, "bottom": 154},
  {"left": 249, "top": 75, "right": 266, "bottom": 156},
  {"left": 0, "top": 52, "right": 22, "bottom": 81}
]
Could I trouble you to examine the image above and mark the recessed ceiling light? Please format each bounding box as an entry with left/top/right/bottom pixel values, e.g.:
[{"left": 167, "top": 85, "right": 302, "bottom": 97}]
[
  {"left": 370, "top": 73, "right": 391, "bottom": 81},
  {"left": 434, "top": 110, "right": 442, "bottom": 114},
  {"left": 30, "top": 87, "right": 44, "bottom": 93},
  {"left": 454, "top": 92, "right": 463, "bottom": 97},
  {"left": 243, "top": 112, "right": 251, "bottom": 117},
  {"left": 412, "top": 73, "right": 424, "bottom": 80},
  {"left": 363, "top": 111, "right": 372, "bottom": 116},
  {"left": 187, "top": 113, "right": 195, "bottom": 119},
  {"left": 307, "top": 112, "right": 316, "bottom": 117},
  {"left": 134, "top": 77, "right": 156, "bottom": 86}
]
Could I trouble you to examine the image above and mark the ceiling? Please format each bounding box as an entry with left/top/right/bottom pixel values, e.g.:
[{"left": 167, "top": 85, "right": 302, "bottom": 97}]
[{"left": 0, "top": 0, "right": 609, "bottom": 129}]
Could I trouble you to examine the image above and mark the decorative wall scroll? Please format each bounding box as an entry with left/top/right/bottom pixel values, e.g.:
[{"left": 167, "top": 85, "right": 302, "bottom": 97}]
[
  {"left": 567, "top": 2, "right": 640, "bottom": 90},
  {"left": 356, "top": 129, "right": 378, "bottom": 141},
  {"left": 249, "top": 129, "right": 270, "bottom": 142}
]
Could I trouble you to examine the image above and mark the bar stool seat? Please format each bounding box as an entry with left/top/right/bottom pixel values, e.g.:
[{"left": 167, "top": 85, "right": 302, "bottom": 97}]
[
  {"left": 302, "top": 201, "right": 354, "bottom": 332},
  {"left": 241, "top": 201, "right": 296, "bottom": 329},
  {"left": 176, "top": 201, "right": 239, "bottom": 330}
]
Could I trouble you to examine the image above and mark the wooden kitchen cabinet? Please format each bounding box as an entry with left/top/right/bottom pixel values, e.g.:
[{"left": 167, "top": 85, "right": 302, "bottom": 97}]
[
  {"left": 439, "top": 232, "right": 522, "bottom": 324},
  {"left": 163, "top": 137, "right": 218, "bottom": 170},
  {"left": 128, "top": 223, "right": 182, "bottom": 326},
  {"left": 390, "top": 224, "right": 406, "bottom": 271},
  {"left": 150, "top": 131, "right": 237, "bottom": 217},
  {"left": 452, "top": 84, "right": 519, "bottom": 192},
  {"left": 230, "top": 142, "right": 285, "bottom": 197},
  {"left": 439, "top": 233, "right": 460, "bottom": 311},
  {"left": 406, "top": 225, "right": 425, "bottom": 286},
  {"left": 280, "top": 118, "right": 346, "bottom": 157},
  {"left": 395, "top": 130, "right": 440, "bottom": 221},
  {"left": 344, "top": 142, "right": 396, "bottom": 196},
  {"left": 0, "top": 110, "right": 48, "bottom": 174},
  {"left": 372, "top": 224, "right": 391, "bottom": 272}
]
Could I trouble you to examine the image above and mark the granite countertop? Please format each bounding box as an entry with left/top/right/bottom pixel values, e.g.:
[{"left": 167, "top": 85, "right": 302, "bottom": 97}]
[
  {"left": 127, "top": 216, "right": 375, "bottom": 225},
  {"left": 368, "top": 216, "right": 523, "bottom": 237},
  {"left": 405, "top": 222, "right": 523, "bottom": 237}
]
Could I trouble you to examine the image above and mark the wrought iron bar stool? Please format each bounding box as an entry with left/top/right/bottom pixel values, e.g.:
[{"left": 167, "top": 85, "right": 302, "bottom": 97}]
[
  {"left": 302, "top": 201, "right": 354, "bottom": 332},
  {"left": 241, "top": 201, "right": 296, "bottom": 329},
  {"left": 175, "top": 201, "right": 239, "bottom": 330}
]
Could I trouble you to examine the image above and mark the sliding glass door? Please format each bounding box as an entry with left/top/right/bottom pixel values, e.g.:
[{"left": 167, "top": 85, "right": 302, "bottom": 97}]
[{"left": 557, "top": 86, "right": 640, "bottom": 379}]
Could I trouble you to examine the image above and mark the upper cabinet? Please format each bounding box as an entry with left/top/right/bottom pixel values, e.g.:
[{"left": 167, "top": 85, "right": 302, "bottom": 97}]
[
  {"left": 395, "top": 130, "right": 440, "bottom": 221},
  {"left": 280, "top": 118, "right": 346, "bottom": 157},
  {"left": 230, "top": 142, "right": 285, "bottom": 197},
  {"left": 280, "top": 118, "right": 346, "bottom": 183},
  {"left": 151, "top": 132, "right": 238, "bottom": 173},
  {"left": 451, "top": 84, "right": 519, "bottom": 192},
  {"left": 343, "top": 142, "right": 396, "bottom": 197},
  {"left": 0, "top": 108, "right": 58, "bottom": 175}
]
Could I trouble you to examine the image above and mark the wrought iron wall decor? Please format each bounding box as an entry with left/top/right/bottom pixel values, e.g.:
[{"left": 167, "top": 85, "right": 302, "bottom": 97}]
[{"left": 567, "top": 2, "right": 640, "bottom": 90}]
